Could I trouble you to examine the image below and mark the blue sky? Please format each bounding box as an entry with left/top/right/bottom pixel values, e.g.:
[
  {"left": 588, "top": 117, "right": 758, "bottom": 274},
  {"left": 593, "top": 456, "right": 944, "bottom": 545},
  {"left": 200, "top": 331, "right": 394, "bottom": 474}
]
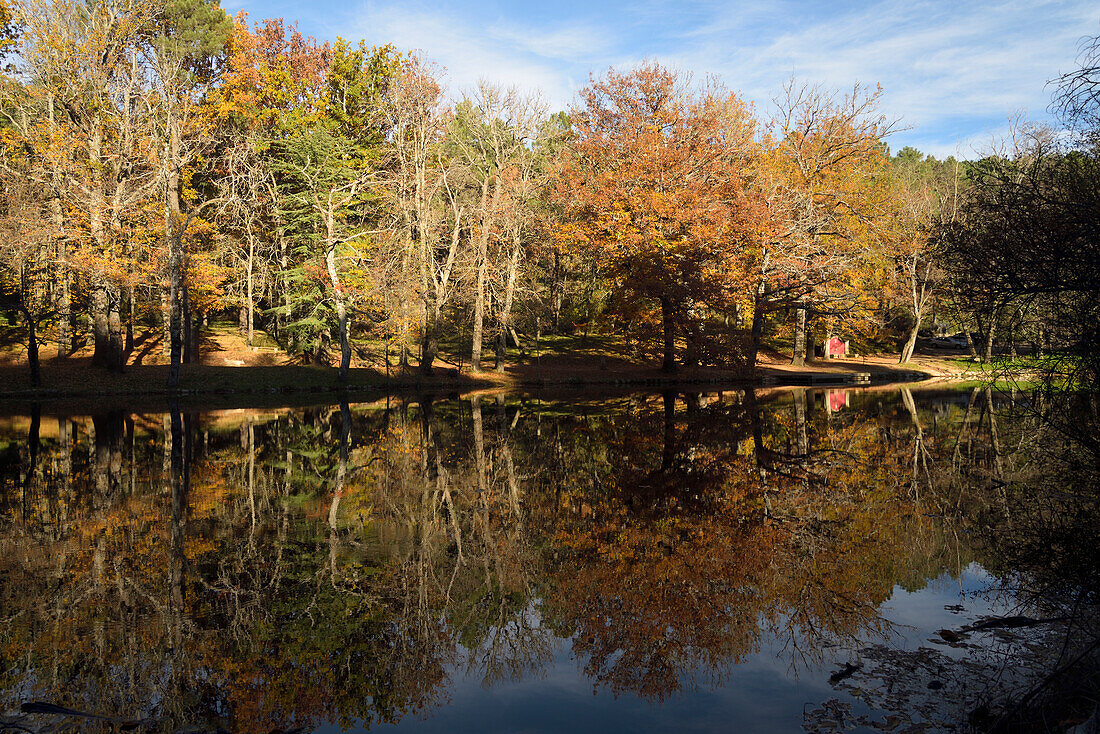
[{"left": 223, "top": 0, "right": 1100, "bottom": 158}]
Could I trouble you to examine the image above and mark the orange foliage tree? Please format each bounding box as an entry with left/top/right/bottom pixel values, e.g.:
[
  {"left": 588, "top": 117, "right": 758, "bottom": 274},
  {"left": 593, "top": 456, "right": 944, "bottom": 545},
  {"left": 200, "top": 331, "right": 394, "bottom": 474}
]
[{"left": 554, "top": 63, "right": 765, "bottom": 371}]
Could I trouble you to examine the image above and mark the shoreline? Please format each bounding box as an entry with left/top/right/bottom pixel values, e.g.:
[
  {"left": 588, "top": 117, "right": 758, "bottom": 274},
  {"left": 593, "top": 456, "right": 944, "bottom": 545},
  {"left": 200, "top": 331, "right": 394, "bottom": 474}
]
[{"left": 0, "top": 356, "right": 1028, "bottom": 413}]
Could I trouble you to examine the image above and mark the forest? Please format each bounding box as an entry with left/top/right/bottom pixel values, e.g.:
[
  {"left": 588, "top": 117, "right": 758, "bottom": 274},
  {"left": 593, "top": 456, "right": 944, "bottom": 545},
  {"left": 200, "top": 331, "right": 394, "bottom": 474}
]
[{"left": 0, "top": 0, "right": 1098, "bottom": 391}]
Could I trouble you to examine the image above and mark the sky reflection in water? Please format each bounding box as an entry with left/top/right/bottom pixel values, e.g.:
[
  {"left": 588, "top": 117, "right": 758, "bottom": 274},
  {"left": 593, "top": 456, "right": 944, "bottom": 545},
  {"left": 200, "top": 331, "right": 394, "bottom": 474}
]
[{"left": 366, "top": 566, "right": 1001, "bottom": 734}]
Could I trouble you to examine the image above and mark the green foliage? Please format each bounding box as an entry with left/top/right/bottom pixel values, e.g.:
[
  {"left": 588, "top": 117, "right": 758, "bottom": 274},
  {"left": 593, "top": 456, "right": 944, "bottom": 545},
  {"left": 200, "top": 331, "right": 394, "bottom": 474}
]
[
  {"left": 150, "top": 0, "right": 233, "bottom": 81},
  {"left": 261, "top": 44, "right": 398, "bottom": 358},
  {"left": 325, "top": 40, "right": 400, "bottom": 145}
]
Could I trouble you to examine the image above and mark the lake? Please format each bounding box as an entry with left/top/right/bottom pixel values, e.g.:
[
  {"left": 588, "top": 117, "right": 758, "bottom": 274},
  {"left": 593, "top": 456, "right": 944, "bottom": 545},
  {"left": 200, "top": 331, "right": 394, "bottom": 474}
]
[{"left": 0, "top": 385, "right": 1095, "bottom": 732}]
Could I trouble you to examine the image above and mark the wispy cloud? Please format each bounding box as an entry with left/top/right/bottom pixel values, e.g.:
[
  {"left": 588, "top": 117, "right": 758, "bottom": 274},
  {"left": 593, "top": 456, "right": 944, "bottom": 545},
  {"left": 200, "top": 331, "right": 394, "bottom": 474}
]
[
  {"left": 309, "top": 0, "right": 1100, "bottom": 155},
  {"left": 486, "top": 22, "right": 611, "bottom": 62},
  {"left": 333, "top": 4, "right": 621, "bottom": 107},
  {"left": 651, "top": 0, "right": 1100, "bottom": 152}
]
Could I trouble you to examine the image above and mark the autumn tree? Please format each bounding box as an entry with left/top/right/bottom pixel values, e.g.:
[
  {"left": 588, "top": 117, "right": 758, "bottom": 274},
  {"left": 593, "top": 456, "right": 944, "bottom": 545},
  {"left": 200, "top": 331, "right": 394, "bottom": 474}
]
[
  {"left": 489, "top": 130, "right": 549, "bottom": 372},
  {"left": 12, "top": 0, "right": 161, "bottom": 372},
  {"left": 271, "top": 40, "right": 396, "bottom": 379},
  {"left": 556, "top": 63, "right": 762, "bottom": 372},
  {"left": 0, "top": 138, "right": 51, "bottom": 385},
  {"left": 145, "top": 0, "right": 233, "bottom": 385},
  {"left": 206, "top": 13, "right": 329, "bottom": 353},
  {"left": 756, "top": 82, "right": 897, "bottom": 367}
]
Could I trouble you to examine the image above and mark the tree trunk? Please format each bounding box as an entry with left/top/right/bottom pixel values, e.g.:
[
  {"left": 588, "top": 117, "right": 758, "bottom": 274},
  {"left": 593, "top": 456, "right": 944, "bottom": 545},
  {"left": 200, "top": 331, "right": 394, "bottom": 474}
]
[
  {"left": 166, "top": 103, "right": 186, "bottom": 386},
  {"left": 22, "top": 307, "right": 40, "bottom": 388},
  {"left": 325, "top": 240, "right": 351, "bottom": 383},
  {"left": 419, "top": 186, "right": 461, "bottom": 376},
  {"left": 791, "top": 305, "right": 807, "bottom": 367},
  {"left": 182, "top": 283, "right": 193, "bottom": 364},
  {"left": 495, "top": 244, "right": 521, "bottom": 374},
  {"left": 661, "top": 296, "right": 677, "bottom": 373},
  {"left": 471, "top": 177, "right": 500, "bottom": 372},
  {"left": 55, "top": 228, "right": 70, "bottom": 359},
  {"left": 687, "top": 331, "right": 701, "bottom": 369},
  {"left": 167, "top": 238, "right": 184, "bottom": 387},
  {"left": 417, "top": 244, "right": 431, "bottom": 374},
  {"left": 92, "top": 285, "right": 108, "bottom": 365},
  {"left": 551, "top": 251, "right": 564, "bottom": 332},
  {"left": 900, "top": 262, "right": 930, "bottom": 365},
  {"left": 983, "top": 318, "right": 996, "bottom": 362},
  {"left": 900, "top": 314, "right": 921, "bottom": 363},
  {"left": 91, "top": 284, "right": 123, "bottom": 370},
  {"left": 89, "top": 115, "right": 111, "bottom": 369},
  {"left": 161, "top": 289, "right": 171, "bottom": 357},
  {"left": 471, "top": 255, "right": 487, "bottom": 372},
  {"left": 86, "top": 111, "right": 122, "bottom": 372},
  {"left": 107, "top": 285, "right": 124, "bottom": 371},
  {"left": 748, "top": 280, "right": 768, "bottom": 372},
  {"left": 963, "top": 325, "right": 978, "bottom": 359},
  {"left": 420, "top": 306, "right": 439, "bottom": 376},
  {"left": 124, "top": 286, "right": 134, "bottom": 356},
  {"left": 495, "top": 325, "right": 506, "bottom": 372},
  {"left": 48, "top": 96, "right": 70, "bottom": 358},
  {"left": 56, "top": 271, "right": 70, "bottom": 357},
  {"left": 246, "top": 233, "right": 255, "bottom": 347},
  {"left": 280, "top": 231, "right": 291, "bottom": 349}
]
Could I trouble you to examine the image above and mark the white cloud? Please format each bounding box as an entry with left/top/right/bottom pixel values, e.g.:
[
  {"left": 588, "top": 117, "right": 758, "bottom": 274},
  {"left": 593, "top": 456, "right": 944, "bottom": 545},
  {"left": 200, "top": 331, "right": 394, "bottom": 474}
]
[
  {"left": 315, "top": 0, "right": 1100, "bottom": 154},
  {"left": 486, "top": 23, "right": 611, "bottom": 62},
  {"left": 336, "top": 5, "right": 611, "bottom": 109},
  {"left": 655, "top": 0, "right": 1100, "bottom": 152}
]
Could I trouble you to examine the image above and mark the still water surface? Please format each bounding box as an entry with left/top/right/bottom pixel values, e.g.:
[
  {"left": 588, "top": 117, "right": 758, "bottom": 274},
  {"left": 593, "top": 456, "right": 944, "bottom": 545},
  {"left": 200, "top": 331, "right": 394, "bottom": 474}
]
[{"left": 0, "top": 386, "right": 1071, "bottom": 732}]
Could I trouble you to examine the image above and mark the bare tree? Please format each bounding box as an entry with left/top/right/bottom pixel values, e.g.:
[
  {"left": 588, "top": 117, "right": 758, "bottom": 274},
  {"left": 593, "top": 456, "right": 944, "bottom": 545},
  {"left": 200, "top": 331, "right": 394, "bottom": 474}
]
[
  {"left": 449, "top": 83, "right": 545, "bottom": 372},
  {"left": 217, "top": 137, "right": 279, "bottom": 348},
  {"left": 381, "top": 56, "right": 461, "bottom": 375},
  {"left": 890, "top": 152, "right": 961, "bottom": 363}
]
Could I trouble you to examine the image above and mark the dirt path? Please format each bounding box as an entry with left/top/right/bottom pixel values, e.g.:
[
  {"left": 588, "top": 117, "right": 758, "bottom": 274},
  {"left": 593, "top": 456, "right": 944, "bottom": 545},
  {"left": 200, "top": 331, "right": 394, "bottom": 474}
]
[
  {"left": 0, "top": 326, "right": 979, "bottom": 400},
  {"left": 756, "top": 351, "right": 964, "bottom": 379}
]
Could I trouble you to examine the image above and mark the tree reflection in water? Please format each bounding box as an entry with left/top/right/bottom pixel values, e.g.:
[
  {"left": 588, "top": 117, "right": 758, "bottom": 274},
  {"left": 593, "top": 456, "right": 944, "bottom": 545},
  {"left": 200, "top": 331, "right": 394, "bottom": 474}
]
[
  {"left": 810, "top": 388, "right": 1100, "bottom": 732},
  {"left": 0, "top": 385, "right": 1095, "bottom": 732}
]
